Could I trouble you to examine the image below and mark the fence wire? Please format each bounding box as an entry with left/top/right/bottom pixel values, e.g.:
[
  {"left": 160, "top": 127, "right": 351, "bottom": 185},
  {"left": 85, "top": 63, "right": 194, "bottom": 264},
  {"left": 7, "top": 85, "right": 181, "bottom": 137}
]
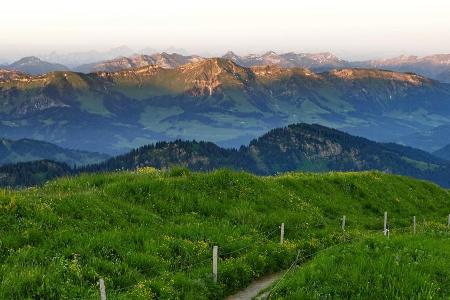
[{"left": 78, "top": 214, "right": 450, "bottom": 298}]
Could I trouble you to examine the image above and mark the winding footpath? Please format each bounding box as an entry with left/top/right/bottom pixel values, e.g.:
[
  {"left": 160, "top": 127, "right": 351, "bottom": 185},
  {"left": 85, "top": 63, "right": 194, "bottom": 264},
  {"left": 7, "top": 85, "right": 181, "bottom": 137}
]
[{"left": 226, "top": 272, "right": 282, "bottom": 300}]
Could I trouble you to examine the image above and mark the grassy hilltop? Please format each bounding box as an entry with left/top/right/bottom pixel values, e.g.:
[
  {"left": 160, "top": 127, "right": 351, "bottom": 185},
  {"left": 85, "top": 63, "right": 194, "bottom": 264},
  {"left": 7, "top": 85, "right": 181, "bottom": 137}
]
[
  {"left": 269, "top": 235, "right": 450, "bottom": 299},
  {"left": 0, "top": 169, "right": 449, "bottom": 299}
]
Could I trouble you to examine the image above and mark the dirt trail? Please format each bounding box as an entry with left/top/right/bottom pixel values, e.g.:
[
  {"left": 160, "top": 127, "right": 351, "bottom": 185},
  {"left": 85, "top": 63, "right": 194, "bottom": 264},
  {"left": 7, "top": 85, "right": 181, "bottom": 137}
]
[{"left": 225, "top": 272, "right": 282, "bottom": 300}]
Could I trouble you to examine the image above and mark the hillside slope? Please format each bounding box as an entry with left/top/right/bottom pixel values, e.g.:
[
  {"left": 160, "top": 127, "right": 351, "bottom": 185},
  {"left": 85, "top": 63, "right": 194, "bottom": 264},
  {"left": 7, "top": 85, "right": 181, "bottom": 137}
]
[
  {"left": 399, "top": 124, "right": 450, "bottom": 152},
  {"left": 269, "top": 234, "right": 450, "bottom": 299},
  {"left": 0, "top": 160, "right": 71, "bottom": 187},
  {"left": 1, "top": 59, "right": 450, "bottom": 153},
  {"left": 0, "top": 137, "right": 108, "bottom": 167},
  {"left": 0, "top": 170, "right": 449, "bottom": 298},
  {"left": 432, "top": 143, "right": 450, "bottom": 160},
  {"left": 84, "top": 123, "right": 450, "bottom": 187}
]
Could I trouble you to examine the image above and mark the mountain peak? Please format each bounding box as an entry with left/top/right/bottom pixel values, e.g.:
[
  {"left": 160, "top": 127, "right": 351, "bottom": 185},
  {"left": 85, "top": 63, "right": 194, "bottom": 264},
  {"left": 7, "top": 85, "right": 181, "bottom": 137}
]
[
  {"left": 7, "top": 56, "right": 69, "bottom": 75},
  {"left": 178, "top": 58, "right": 251, "bottom": 96},
  {"left": 12, "top": 56, "right": 43, "bottom": 65},
  {"left": 307, "top": 52, "right": 341, "bottom": 61},
  {"left": 180, "top": 57, "right": 240, "bottom": 71},
  {"left": 263, "top": 51, "right": 278, "bottom": 56},
  {"left": 223, "top": 51, "right": 239, "bottom": 58}
]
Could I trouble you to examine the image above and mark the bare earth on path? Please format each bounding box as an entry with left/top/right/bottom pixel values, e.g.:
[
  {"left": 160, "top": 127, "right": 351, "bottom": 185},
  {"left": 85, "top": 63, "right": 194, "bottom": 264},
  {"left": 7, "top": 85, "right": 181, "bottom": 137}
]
[{"left": 226, "top": 272, "right": 282, "bottom": 300}]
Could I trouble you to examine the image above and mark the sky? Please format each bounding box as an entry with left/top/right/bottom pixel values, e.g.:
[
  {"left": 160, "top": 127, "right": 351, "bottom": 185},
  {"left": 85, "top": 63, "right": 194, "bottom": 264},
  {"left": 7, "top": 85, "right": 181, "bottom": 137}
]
[{"left": 1, "top": 0, "right": 450, "bottom": 61}]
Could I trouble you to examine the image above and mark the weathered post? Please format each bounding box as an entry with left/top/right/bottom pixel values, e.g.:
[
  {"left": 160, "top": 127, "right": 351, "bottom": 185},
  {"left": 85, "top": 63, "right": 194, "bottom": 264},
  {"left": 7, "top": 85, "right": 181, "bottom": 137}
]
[
  {"left": 448, "top": 214, "right": 450, "bottom": 230},
  {"left": 413, "top": 216, "right": 416, "bottom": 235},
  {"left": 280, "top": 223, "right": 285, "bottom": 244},
  {"left": 212, "top": 246, "right": 218, "bottom": 283},
  {"left": 99, "top": 278, "right": 106, "bottom": 300},
  {"left": 383, "top": 212, "right": 388, "bottom": 236},
  {"left": 342, "top": 215, "right": 346, "bottom": 231}
]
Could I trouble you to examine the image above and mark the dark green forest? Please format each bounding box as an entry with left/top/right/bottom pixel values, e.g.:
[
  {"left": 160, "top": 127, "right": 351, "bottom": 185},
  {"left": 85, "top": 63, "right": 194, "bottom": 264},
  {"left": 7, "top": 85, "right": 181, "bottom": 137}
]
[{"left": 3, "top": 123, "right": 450, "bottom": 188}]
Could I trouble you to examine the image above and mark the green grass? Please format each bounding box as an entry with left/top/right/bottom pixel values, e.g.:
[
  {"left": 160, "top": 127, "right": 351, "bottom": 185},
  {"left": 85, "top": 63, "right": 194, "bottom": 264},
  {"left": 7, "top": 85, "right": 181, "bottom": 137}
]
[
  {"left": 0, "top": 169, "right": 449, "bottom": 299},
  {"left": 76, "top": 92, "right": 111, "bottom": 117},
  {"left": 269, "top": 233, "right": 450, "bottom": 299}
]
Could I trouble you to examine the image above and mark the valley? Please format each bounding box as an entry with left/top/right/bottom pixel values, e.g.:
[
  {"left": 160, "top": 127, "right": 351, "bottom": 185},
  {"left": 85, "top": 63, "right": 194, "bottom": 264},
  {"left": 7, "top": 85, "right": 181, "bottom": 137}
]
[{"left": 2, "top": 58, "right": 450, "bottom": 155}]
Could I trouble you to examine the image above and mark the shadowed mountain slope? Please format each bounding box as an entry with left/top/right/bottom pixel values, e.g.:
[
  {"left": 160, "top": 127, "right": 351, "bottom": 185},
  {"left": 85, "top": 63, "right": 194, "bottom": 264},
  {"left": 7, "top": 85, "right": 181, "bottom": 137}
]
[
  {"left": 1, "top": 59, "right": 450, "bottom": 153},
  {"left": 0, "top": 137, "right": 109, "bottom": 167}
]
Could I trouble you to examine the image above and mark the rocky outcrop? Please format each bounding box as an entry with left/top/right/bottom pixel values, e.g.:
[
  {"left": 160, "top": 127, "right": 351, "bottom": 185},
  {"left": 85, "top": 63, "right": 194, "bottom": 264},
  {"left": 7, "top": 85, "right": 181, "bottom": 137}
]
[{"left": 14, "top": 94, "right": 69, "bottom": 116}]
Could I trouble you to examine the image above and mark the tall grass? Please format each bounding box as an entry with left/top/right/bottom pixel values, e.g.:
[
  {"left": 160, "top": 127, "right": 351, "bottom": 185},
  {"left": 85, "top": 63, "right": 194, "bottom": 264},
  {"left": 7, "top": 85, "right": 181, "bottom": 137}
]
[
  {"left": 269, "top": 233, "right": 450, "bottom": 299},
  {"left": 0, "top": 169, "right": 449, "bottom": 298}
]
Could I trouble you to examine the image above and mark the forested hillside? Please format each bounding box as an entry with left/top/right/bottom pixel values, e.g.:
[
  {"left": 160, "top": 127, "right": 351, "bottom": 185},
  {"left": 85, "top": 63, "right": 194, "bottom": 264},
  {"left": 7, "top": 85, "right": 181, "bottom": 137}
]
[
  {"left": 83, "top": 123, "right": 450, "bottom": 187},
  {"left": 0, "top": 160, "right": 71, "bottom": 187}
]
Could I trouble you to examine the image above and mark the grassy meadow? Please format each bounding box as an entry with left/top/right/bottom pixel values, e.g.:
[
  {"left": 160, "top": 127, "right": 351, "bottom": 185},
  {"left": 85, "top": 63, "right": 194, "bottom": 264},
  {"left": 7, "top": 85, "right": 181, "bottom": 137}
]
[
  {"left": 268, "top": 233, "right": 450, "bottom": 299},
  {"left": 0, "top": 168, "right": 449, "bottom": 299}
]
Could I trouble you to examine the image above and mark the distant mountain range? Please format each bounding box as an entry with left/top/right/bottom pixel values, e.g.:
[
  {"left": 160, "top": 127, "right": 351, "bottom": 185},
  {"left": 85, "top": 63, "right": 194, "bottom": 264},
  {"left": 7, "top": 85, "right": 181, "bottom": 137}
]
[
  {"left": 221, "top": 52, "right": 450, "bottom": 83},
  {"left": 0, "top": 137, "right": 108, "bottom": 167},
  {"left": 3, "top": 123, "right": 450, "bottom": 188},
  {"left": 222, "top": 51, "right": 348, "bottom": 71},
  {"left": 1, "top": 58, "right": 450, "bottom": 154},
  {"left": 3, "top": 51, "right": 450, "bottom": 84},
  {"left": 39, "top": 46, "right": 190, "bottom": 67},
  {"left": 353, "top": 54, "right": 450, "bottom": 82},
  {"left": 40, "top": 46, "right": 136, "bottom": 68},
  {"left": 74, "top": 53, "right": 204, "bottom": 73}
]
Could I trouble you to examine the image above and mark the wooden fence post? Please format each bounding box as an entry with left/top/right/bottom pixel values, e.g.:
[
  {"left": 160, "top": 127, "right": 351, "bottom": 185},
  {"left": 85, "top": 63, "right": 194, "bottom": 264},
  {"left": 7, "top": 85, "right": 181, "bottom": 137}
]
[
  {"left": 383, "top": 212, "right": 388, "bottom": 236},
  {"left": 280, "top": 223, "right": 285, "bottom": 244},
  {"left": 212, "top": 246, "right": 218, "bottom": 283},
  {"left": 413, "top": 216, "right": 416, "bottom": 235},
  {"left": 448, "top": 214, "right": 450, "bottom": 230},
  {"left": 99, "top": 278, "right": 106, "bottom": 300},
  {"left": 342, "top": 215, "right": 346, "bottom": 231}
]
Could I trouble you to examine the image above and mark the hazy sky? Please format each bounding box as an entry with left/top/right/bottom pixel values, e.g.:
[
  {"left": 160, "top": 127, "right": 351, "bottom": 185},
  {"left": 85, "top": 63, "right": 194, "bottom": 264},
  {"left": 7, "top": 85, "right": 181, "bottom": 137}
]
[{"left": 1, "top": 0, "right": 450, "bottom": 61}]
